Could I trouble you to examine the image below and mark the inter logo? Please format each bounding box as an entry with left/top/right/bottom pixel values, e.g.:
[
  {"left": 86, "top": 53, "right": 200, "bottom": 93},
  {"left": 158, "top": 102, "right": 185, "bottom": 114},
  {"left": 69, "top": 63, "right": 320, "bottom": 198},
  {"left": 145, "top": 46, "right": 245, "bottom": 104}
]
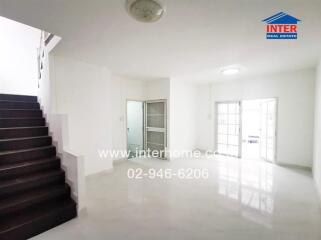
[{"left": 262, "top": 12, "right": 301, "bottom": 40}]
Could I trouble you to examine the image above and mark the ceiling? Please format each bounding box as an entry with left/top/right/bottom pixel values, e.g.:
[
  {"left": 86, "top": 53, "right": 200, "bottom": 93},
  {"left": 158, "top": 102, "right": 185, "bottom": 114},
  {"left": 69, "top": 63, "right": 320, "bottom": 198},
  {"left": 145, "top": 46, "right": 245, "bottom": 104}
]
[{"left": 0, "top": 0, "right": 320, "bottom": 82}]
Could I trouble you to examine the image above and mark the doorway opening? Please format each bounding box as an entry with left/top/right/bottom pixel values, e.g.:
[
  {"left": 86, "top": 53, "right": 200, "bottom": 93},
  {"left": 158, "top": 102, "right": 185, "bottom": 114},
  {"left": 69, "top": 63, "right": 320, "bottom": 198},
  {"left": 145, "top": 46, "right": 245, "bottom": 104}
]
[
  {"left": 126, "top": 100, "right": 167, "bottom": 159},
  {"left": 127, "top": 101, "right": 144, "bottom": 158},
  {"left": 215, "top": 98, "right": 277, "bottom": 162}
]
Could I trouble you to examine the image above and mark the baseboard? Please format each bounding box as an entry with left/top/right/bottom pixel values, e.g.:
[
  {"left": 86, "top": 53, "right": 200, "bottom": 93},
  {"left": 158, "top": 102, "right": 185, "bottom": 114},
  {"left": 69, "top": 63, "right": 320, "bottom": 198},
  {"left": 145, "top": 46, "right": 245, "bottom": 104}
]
[
  {"left": 113, "top": 158, "right": 128, "bottom": 166},
  {"left": 276, "top": 162, "right": 312, "bottom": 171},
  {"left": 314, "top": 178, "right": 321, "bottom": 209}
]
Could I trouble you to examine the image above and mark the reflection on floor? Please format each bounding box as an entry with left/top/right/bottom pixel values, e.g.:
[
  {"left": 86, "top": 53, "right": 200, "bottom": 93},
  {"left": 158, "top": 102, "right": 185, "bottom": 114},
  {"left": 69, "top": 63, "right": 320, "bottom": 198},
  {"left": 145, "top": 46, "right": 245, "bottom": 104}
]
[
  {"left": 32, "top": 156, "right": 321, "bottom": 240},
  {"left": 218, "top": 157, "right": 274, "bottom": 228}
]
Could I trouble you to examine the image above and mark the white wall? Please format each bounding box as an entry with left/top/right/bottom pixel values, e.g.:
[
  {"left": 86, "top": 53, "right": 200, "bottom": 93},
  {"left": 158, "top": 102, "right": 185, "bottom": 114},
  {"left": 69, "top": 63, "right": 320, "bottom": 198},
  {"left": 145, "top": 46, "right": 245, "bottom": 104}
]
[
  {"left": 0, "top": 17, "right": 40, "bottom": 95},
  {"left": 313, "top": 61, "right": 321, "bottom": 199},
  {"left": 145, "top": 78, "right": 170, "bottom": 100},
  {"left": 169, "top": 79, "right": 197, "bottom": 152},
  {"left": 111, "top": 75, "right": 146, "bottom": 156},
  {"left": 196, "top": 84, "right": 212, "bottom": 151},
  {"left": 52, "top": 56, "right": 113, "bottom": 175},
  {"left": 40, "top": 57, "right": 170, "bottom": 175},
  {"left": 111, "top": 77, "right": 171, "bottom": 156},
  {"left": 196, "top": 69, "right": 315, "bottom": 168}
]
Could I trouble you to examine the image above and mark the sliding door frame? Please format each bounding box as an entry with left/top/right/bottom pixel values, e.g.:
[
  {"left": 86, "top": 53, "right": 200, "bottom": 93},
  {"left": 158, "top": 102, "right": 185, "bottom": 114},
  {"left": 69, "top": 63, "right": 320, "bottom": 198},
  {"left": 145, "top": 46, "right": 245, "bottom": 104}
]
[
  {"left": 144, "top": 99, "right": 167, "bottom": 159},
  {"left": 214, "top": 97, "right": 278, "bottom": 162},
  {"left": 259, "top": 98, "right": 278, "bottom": 163}
]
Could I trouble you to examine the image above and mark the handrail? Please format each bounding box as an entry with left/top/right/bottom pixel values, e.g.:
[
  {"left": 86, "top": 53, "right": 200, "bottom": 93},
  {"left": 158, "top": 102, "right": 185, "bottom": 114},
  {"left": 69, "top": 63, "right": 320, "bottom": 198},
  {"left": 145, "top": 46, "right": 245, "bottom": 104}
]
[
  {"left": 37, "top": 31, "right": 55, "bottom": 80},
  {"left": 45, "top": 33, "right": 55, "bottom": 46}
]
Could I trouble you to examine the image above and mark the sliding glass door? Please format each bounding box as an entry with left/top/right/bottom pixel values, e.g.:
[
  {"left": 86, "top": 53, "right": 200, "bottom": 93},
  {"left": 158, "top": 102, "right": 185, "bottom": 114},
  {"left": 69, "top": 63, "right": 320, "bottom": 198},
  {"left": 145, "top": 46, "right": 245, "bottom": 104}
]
[
  {"left": 216, "top": 102, "right": 241, "bottom": 157},
  {"left": 260, "top": 99, "right": 277, "bottom": 162}
]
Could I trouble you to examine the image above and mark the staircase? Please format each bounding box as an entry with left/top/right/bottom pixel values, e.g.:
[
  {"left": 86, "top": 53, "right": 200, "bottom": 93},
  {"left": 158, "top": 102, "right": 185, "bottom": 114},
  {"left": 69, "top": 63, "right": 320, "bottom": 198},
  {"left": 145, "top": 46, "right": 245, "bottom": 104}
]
[{"left": 0, "top": 94, "right": 77, "bottom": 239}]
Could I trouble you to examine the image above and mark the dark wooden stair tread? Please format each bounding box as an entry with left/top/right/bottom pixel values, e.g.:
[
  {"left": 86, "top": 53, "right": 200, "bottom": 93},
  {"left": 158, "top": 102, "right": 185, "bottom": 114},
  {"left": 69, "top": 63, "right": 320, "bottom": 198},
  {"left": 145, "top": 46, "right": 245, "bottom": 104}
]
[
  {"left": 0, "top": 100, "right": 38, "bottom": 104},
  {"left": 0, "top": 157, "right": 59, "bottom": 171},
  {"left": 0, "top": 102, "right": 40, "bottom": 111},
  {"left": 0, "top": 117, "right": 43, "bottom": 119},
  {"left": 0, "top": 135, "right": 50, "bottom": 142},
  {"left": 0, "top": 126, "right": 47, "bottom": 130},
  {"left": 0, "top": 135, "right": 52, "bottom": 152},
  {"left": 0, "top": 93, "right": 76, "bottom": 238},
  {"left": 0, "top": 145, "right": 54, "bottom": 156},
  {"left": 0, "top": 118, "right": 46, "bottom": 128},
  {"left": 0, "top": 157, "right": 60, "bottom": 178},
  {"left": 0, "top": 109, "right": 41, "bottom": 111},
  {"left": 0, "top": 94, "right": 37, "bottom": 103},
  {"left": 0, "top": 126, "right": 48, "bottom": 140},
  {"left": 0, "top": 169, "right": 64, "bottom": 194},
  {"left": 0, "top": 184, "right": 70, "bottom": 215},
  {"left": 0, "top": 169, "right": 64, "bottom": 186},
  {"left": 0, "top": 198, "right": 76, "bottom": 232}
]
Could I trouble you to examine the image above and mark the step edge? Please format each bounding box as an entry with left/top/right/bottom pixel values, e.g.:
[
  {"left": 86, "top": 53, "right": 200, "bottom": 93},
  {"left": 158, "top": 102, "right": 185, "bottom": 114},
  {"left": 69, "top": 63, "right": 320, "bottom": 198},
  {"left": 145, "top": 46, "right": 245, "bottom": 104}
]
[
  {"left": 0, "top": 199, "right": 76, "bottom": 235},
  {"left": 0, "top": 145, "right": 54, "bottom": 156},
  {"left": 0, "top": 135, "right": 52, "bottom": 142},
  {"left": 0, "top": 157, "right": 60, "bottom": 171},
  {"left": 0, "top": 170, "right": 65, "bottom": 188},
  {"left": 0, "top": 184, "right": 70, "bottom": 212}
]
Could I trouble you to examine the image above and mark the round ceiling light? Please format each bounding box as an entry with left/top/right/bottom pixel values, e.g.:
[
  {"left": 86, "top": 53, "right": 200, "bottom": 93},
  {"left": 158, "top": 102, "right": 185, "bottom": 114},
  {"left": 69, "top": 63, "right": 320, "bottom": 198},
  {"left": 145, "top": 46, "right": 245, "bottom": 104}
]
[
  {"left": 220, "top": 68, "right": 240, "bottom": 76},
  {"left": 126, "top": 0, "right": 165, "bottom": 23}
]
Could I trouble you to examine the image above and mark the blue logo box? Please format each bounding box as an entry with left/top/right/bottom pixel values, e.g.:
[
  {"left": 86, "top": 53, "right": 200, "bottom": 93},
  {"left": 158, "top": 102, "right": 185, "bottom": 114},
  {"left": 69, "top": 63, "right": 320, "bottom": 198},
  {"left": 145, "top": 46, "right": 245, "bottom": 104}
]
[{"left": 266, "top": 33, "right": 297, "bottom": 39}]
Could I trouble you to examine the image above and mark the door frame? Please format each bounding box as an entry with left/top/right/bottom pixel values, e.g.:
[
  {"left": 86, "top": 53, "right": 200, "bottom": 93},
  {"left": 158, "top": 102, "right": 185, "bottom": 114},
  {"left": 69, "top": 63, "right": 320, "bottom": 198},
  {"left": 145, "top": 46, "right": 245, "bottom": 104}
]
[
  {"left": 214, "top": 97, "right": 278, "bottom": 162},
  {"left": 126, "top": 99, "right": 145, "bottom": 158},
  {"left": 259, "top": 98, "right": 278, "bottom": 163},
  {"left": 144, "top": 99, "right": 168, "bottom": 159}
]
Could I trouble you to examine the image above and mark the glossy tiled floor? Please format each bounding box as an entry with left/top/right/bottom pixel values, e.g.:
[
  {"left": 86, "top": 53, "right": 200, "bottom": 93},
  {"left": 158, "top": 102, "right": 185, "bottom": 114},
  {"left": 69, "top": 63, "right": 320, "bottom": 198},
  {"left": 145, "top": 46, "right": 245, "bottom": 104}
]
[{"left": 32, "top": 156, "right": 321, "bottom": 240}]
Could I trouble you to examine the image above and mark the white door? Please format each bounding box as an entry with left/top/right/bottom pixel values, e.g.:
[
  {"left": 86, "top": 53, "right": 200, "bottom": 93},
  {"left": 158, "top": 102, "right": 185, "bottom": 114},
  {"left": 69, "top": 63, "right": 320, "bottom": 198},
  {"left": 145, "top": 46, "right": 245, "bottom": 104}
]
[
  {"left": 216, "top": 102, "right": 241, "bottom": 157},
  {"left": 260, "top": 99, "right": 277, "bottom": 162},
  {"left": 127, "top": 101, "right": 144, "bottom": 158},
  {"left": 144, "top": 100, "right": 167, "bottom": 159}
]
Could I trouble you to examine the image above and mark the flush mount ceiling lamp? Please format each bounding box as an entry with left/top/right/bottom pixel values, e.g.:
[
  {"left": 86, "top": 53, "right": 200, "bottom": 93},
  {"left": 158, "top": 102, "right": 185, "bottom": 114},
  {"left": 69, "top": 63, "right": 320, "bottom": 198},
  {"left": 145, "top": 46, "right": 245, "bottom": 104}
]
[
  {"left": 126, "top": 0, "right": 166, "bottom": 23},
  {"left": 220, "top": 67, "right": 240, "bottom": 76}
]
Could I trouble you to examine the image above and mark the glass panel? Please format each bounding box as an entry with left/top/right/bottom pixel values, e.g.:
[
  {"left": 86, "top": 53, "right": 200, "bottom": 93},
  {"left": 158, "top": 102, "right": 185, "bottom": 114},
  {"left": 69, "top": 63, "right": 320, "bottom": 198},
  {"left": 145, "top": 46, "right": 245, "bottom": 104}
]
[
  {"left": 217, "top": 125, "right": 226, "bottom": 134},
  {"left": 218, "top": 104, "right": 228, "bottom": 114},
  {"left": 147, "top": 132, "right": 164, "bottom": 145},
  {"left": 127, "top": 101, "right": 144, "bottom": 158},
  {"left": 267, "top": 138, "right": 274, "bottom": 149},
  {"left": 228, "top": 135, "right": 239, "bottom": 145},
  {"left": 228, "top": 114, "right": 235, "bottom": 124},
  {"left": 235, "top": 103, "right": 240, "bottom": 113},
  {"left": 145, "top": 100, "right": 167, "bottom": 159},
  {"left": 228, "top": 146, "right": 239, "bottom": 156},
  {"left": 267, "top": 127, "right": 274, "bottom": 137},
  {"left": 218, "top": 144, "right": 228, "bottom": 154},
  {"left": 147, "top": 102, "right": 164, "bottom": 115},
  {"left": 260, "top": 99, "right": 276, "bottom": 162},
  {"left": 147, "top": 142, "right": 165, "bottom": 151},
  {"left": 267, "top": 149, "right": 274, "bottom": 161},
  {"left": 218, "top": 114, "right": 228, "bottom": 125},
  {"left": 147, "top": 143, "right": 165, "bottom": 158},
  {"left": 228, "top": 125, "right": 238, "bottom": 135},
  {"left": 147, "top": 115, "right": 164, "bottom": 128},
  {"left": 218, "top": 134, "right": 228, "bottom": 144},
  {"left": 216, "top": 102, "right": 240, "bottom": 157},
  {"left": 228, "top": 103, "right": 238, "bottom": 114}
]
